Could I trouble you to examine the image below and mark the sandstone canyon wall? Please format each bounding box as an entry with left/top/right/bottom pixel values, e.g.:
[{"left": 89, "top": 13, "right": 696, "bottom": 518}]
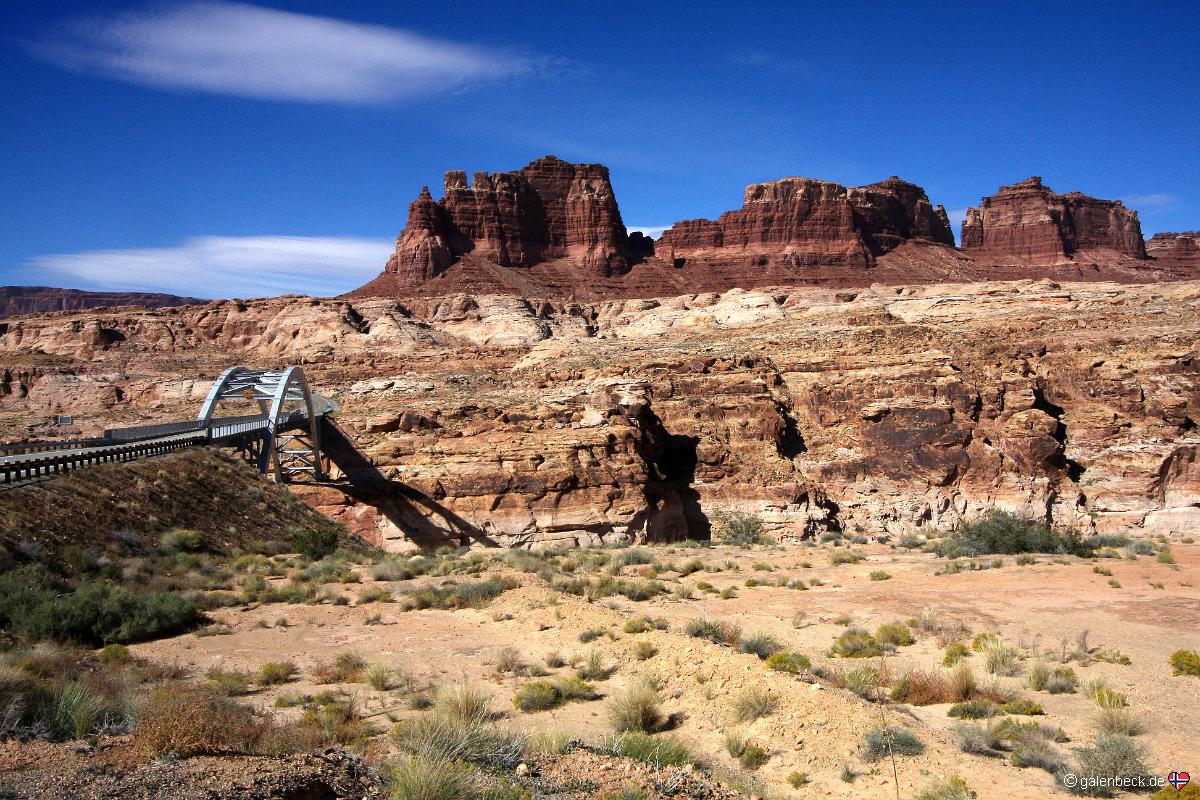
[
  {"left": 3, "top": 281, "right": 1197, "bottom": 551},
  {"left": 1147, "top": 231, "right": 1200, "bottom": 272},
  {"left": 352, "top": 159, "right": 1186, "bottom": 302},
  {"left": 960, "top": 177, "right": 1146, "bottom": 265}
]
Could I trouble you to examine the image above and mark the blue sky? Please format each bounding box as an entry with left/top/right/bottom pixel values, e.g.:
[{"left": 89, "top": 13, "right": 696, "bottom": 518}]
[{"left": 1, "top": 1, "right": 1197, "bottom": 298}]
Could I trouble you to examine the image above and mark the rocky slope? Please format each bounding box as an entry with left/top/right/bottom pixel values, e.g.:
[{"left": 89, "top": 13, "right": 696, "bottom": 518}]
[
  {"left": 0, "top": 286, "right": 202, "bottom": 318},
  {"left": 960, "top": 177, "right": 1146, "bottom": 265},
  {"left": 2, "top": 280, "right": 1197, "bottom": 551}
]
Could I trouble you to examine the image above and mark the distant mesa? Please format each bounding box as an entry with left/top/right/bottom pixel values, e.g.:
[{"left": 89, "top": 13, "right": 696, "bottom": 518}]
[
  {"left": 0, "top": 286, "right": 203, "bottom": 318},
  {"left": 349, "top": 157, "right": 1194, "bottom": 301},
  {"left": 960, "top": 176, "right": 1146, "bottom": 265}
]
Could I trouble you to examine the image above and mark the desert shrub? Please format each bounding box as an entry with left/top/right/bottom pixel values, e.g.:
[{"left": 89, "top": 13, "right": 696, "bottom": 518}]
[
  {"left": 1002, "top": 698, "right": 1045, "bottom": 715},
  {"left": 943, "top": 642, "right": 970, "bottom": 666},
  {"left": 579, "top": 628, "right": 607, "bottom": 643},
  {"left": 890, "top": 669, "right": 950, "bottom": 705},
  {"left": 366, "top": 664, "right": 393, "bottom": 691},
  {"left": 1094, "top": 707, "right": 1144, "bottom": 736},
  {"left": 948, "top": 699, "right": 1002, "bottom": 719},
  {"left": 765, "top": 651, "right": 810, "bottom": 674},
  {"left": 732, "top": 686, "right": 777, "bottom": 722},
  {"left": 312, "top": 651, "right": 366, "bottom": 684},
  {"left": 983, "top": 641, "right": 1020, "bottom": 675},
  {"left": 161, "top": 529, "right": 206, "bottom": 553},
  {"left": 291, "top": 529, "right": 338, "bottom": 561},
  {"left": 255, "top": 661, "right": 297, "bottom": 686},
  {"left": 915, "top": 776, "right": 976, "bottom": 800},
  {"left": 575, "top": 650, "right": 610, "bottom": 681},
  {"left": 739, "top": 633, "right": 783, "bottom": 659},
  {"left": 711, "top": 510, "right": 767, "bottom": 546},
  {"left": 357, "top": 585, "right": 393, "bottom": 604},
  {"left": 1091, "top": 686, "right": 1128, "bottom": 709},
  {"left": 684, "top": 618, "right": 741, "bottom": 646},
  {"left": 869, "top": 570, "right": 891, "bottom": 581},
  {"left": 1151, "top": 785, "right": 1200, "bottom": 800},
  {"left": 98, "top": 644, "right": 132, "bottom": 664},
  {"left": 862, "top": 726, "right": 925, "bottom": 761},
  {"left": 723, "top": 733, "right": 768, "bottom": 769},
  {"left": 391, "top": 710, "right": 522, "bottom": 771},
  {"left": 603, "top": 732, "right": 692, "bottom": 768},
  {"left": 875, "top": 622, "right": 915, "bottom": 647},
  {"left": 949, "top": 663, "right": 978, "bottom": 701},
  {"left": 1047, "top": 666, "right": 1079, "bottom": 694},
  {"left": 622, "top": 618, "right": 649, "bottom": 634},
  {"left": 828, "top": 627, "right": 882, "bottom": 658},
  {"left": 608, "top": 681, "right": 662, "bottom": 733},
  {"left": 434, "top": 684, "right": 492, "bottom": 722},
  {"left": 206, "top": 667, "right": 251, "bottom": 696},
  {"left": 844, "top": 666, "right": 883, "bottom": 699},
  {"left": 491, "top": 648, "right": 523, "bottom": 674},
  {"left": 938, "top": 511, "right": 1089, "bottom": 558},
  {"left": 389, "top": 752, "right": 477, "bottom": 800},
  {"left": 134, "top": 686, "right": 270, "bottom": 759},
  {"left": 1027, "top": 660, "right": 1050, "bottom": 691},
  {"left": 829, "top": 549, "right": 864, "bottom": 565},
  {"left": 1010, "top": 738, "right": 1068, "bottom": 772},
  {"left": 0, "top": 565, "right": 199, "bottom": 646},
  {"left": 950, "top": 722, "right": 999, "bottom": 754},
  {"left": 513, "top": 677, "right": 598, "bottom": 713},
  {"left": 405, "top": 577, "right": 519, "bottom": 610},
  {"left": 787, "top": 771, "right": 809, "bottom": 788},
  {"left": 1170, "top": 649, "right": 1200, "bottom": 676},
  {"left": 632, "top": 641, "right": 657, "bottom": 661},
  {"left": 1064, "top": 734, "right": 1152, "bottom": 797}
]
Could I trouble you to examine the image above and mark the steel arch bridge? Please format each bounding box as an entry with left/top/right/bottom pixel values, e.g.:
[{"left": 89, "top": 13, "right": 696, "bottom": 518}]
[{"left": 1, "top": 365, "right": 337, "bottom": 487}]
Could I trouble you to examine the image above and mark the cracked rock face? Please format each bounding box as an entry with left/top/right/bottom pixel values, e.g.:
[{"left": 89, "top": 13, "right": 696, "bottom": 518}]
[{"left": 2, "top": 280, "right": 1198, "bottom": 549}]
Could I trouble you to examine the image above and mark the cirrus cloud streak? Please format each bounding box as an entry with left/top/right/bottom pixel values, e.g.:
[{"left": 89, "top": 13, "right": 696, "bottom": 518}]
[
  {"left": 30, "top": 1, "right": 541, "bottom": 104},
  {"left": 24, "top": 235, "right": 393, "bottom": 299}
]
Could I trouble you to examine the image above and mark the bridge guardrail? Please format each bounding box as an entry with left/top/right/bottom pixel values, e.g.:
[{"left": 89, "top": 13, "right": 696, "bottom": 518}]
[{"left": 0, "top": 432, "right": 209, "bottom": 486}]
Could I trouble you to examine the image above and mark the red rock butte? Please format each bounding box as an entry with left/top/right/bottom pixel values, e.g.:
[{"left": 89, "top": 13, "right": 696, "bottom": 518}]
[{"left": 348, "top": 158, "right": 1197, "bottom": 301}]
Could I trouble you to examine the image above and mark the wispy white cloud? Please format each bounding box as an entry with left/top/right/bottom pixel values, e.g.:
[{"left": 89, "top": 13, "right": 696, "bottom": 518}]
[
  {"left": 627, "top": 225, "right": 671, "bottom": 239},
  {"left": 1120, "top": 193, "right": 1176, "bottom": 209},
  {"left": 23, "top": 235, "right": 392, "bottom": 298},
  {"left": 30, "top": 1, "right": 540, "bottom": 104},
  {"left": 947, "top": 207, "right": 971, "bottom": 230}
]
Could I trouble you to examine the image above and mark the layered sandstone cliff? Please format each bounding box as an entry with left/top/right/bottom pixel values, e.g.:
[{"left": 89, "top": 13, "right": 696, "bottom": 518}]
[
  {"left": 657, "top": 175, "right": 953, "bottom": 268},
  {"left": 3, "top": 281, "right": 1197, "bottom": 550},
  {"left": 960, "top": 177, "right": 1146, "bottom": 265},
  {"left": 359, "top": 155, "right": 632, "bottom": 295},
  {"left": 1147, "top": 231, "right": 1200, "bottom": 272}
]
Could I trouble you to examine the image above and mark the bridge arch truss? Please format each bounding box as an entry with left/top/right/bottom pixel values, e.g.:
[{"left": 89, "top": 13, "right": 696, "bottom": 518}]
[{"left": 198, "top": 366, "right": 327, "bottom": 482}]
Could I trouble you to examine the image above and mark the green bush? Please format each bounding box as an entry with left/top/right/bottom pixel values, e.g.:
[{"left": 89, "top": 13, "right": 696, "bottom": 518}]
[
  {"left": 862, "top": 726, "right": 925, "bottom": 760},
  {"left": 684, "top": 618, "right": 741, "bottom": 646},
  {"left": 161, "top": 528, "right": 207, "bottom": 553},
  {"left": 1169, "top": 649, "right": 1200, "bottom": 676},
  {"left": 948, "top": 700, "right": 1002, "bottom": 719},
  {"left": 915, "top": 776, "right": 976, "bottom": 800},
  {"left": 739, "top": 633, "right": 783, "bottom": 659},
  {"left": 292, "top": 528, "right": 338, "bottom": 560},
  {"left": 938, "top": 511, "right": 1090, "bottom": 558},
  {"left": 828, "top": 627, "right": 882, "bottom": 658},
  {"left": 0, "top": 565, "right": 199, "bottom": 645},
  {"left": 513, "top": 677, "right": 598, "bottom": 713},
  {"left": 1063, "top": 734, "right": 1151, "bottom": 797},
  {"left": 732, "top": 686, "right": 777, "bottom": 722},
  {"left": 944, "top": 642, "right": 970, "bottom": 666},
  {"left": 765, "top": 651, "right": 811, "bottom": 674},
  {"left": 711, "top": 510, "right": 767, "bottom": 546},
  {"left": 875, "top": 622, "right": 915, "bottom": 647},
  {"left": 607, "top": 681, "right": 662, "bottom": 733},
  {"left": 829, "top": 549, "right": 864, "bottom": 565},
  {"left": 255, "top": 661, "right": 297, "bottom": 685},
  {"left": 603, "top": 732, "right": 692, "bottom": 768},
  {"left": 1002, "top": 698, "right": 1045, "bottom": 715}
]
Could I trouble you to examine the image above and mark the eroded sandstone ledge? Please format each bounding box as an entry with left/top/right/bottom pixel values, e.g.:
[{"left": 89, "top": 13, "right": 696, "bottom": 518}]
[{"left": 2, "top": 280, "right": 1197, "bottom": 550}]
